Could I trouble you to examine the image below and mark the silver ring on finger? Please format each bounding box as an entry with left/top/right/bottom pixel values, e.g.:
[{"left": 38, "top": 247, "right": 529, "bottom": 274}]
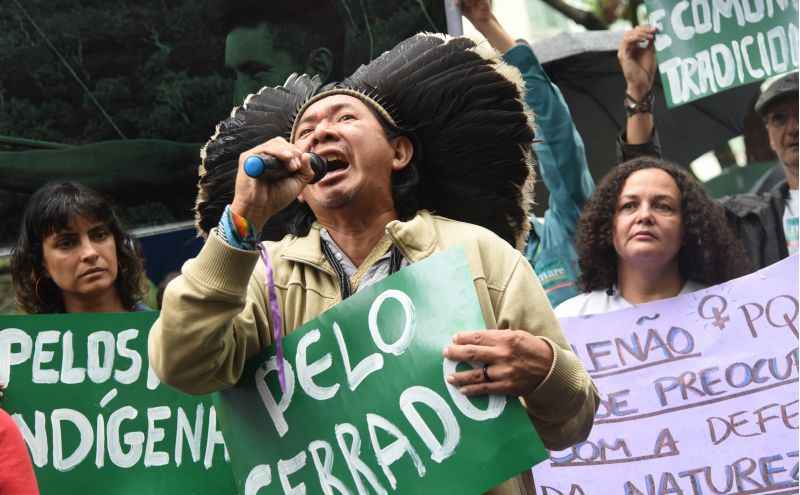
[{"left": 482, "top": 364, "right": 492, "bottom": 382}]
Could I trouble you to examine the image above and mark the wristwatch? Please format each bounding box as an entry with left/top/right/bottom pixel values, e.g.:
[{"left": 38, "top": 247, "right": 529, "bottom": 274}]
[{"left": 624, "top": 91, "right": 654, "bottom": 117}]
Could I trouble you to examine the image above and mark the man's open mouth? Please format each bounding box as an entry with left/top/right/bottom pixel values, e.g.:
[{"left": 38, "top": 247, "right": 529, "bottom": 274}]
[{"left": 326, "top": 159, "right": 349, "bottom": 173}]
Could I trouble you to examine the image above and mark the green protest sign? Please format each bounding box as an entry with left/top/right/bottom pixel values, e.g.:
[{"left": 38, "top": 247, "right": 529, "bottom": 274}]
[
  {"left": 215, "top": 248, "right": 547, "bottom": 494},
  {"left": 0, "top": 311, "right": 236, "bottom": 494},
  {"left": 645, "top": 0, "right": 798, "bottom": 107}
]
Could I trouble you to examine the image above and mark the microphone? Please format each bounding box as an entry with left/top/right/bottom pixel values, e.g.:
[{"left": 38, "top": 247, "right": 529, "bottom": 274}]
[{"left": 244, "top": 153, "right": 328, "bottom": 183}]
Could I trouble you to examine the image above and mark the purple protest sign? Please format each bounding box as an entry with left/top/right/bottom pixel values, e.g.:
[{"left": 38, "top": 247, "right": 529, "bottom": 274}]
[{"left": 532, "top": 255, "right": 799, "bottom": 494}]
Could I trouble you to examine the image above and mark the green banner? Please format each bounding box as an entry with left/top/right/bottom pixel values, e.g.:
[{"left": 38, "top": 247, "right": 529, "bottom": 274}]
[
  {"left": 646, "top": 0, "right": 798, "bottom": 107},
  {"left": 0, "top": 311, "right": 236, "bottom": 494},
  {"left": 216, "top": 248, "right": 547, "bottom": 495}
]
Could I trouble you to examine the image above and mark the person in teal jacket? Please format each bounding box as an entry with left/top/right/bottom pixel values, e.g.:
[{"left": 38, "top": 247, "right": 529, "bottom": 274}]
[{"left": 459, "top": 0, "right": 595, "bottom": 307}]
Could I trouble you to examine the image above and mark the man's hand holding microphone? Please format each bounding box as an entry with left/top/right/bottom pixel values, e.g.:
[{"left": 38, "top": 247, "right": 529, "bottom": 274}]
[{"left": 231, "top": 137, "right": 328, "bottom": 231}]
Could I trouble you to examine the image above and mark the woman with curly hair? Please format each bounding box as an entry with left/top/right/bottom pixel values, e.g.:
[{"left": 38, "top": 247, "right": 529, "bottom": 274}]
[
  {"left": 10, "top": 182, "right": 148, "bottom": 314},
  {"left": 555, "top": 157, "right": 750, "bottom": 317}
]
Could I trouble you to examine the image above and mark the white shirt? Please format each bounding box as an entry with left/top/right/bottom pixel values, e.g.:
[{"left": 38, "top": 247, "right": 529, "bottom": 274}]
[
  {"left": 554, "top": 280, "right": 706, "bottom": 318},
  {"left": 783, "top": 189, "right": 798, "bottom": 255}
]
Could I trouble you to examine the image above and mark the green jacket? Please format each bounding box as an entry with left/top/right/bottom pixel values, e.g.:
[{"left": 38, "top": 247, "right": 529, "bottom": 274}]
[{"left": 150, "top": 210, "right": 598, "bottom": 494}]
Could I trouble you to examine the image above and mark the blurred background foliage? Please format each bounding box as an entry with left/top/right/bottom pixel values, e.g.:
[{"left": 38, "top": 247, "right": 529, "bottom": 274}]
[
  {"left": 0, "top": 0, "right": 231, "bottom": 145},
  {"left": 0, "top": 0, "right": 234, "bottom": 245}
]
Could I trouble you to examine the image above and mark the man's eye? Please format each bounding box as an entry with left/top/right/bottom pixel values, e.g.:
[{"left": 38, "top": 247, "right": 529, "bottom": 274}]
[
  {"left": 297, "top": 128, "right": 312, "bottom": 138},
  {"left": 769, "top": 112, "right": 789, "bottom": 127},
  {"left": 252, "top": 71, "right": 272, "bottom": 82},
  {"left": 339, "top": 114, "right": 355, "bottom": 122},
  {"left": 238, "top": 63, "right": 272, "bottom": 80}
]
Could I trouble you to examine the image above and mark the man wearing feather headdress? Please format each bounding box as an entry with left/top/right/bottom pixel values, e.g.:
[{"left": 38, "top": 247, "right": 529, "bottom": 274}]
[{"left": 150, "top": 33, "right": 598, "bottom": 494}]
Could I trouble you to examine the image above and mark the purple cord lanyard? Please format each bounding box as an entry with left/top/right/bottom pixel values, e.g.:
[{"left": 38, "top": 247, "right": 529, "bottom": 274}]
[{"left": 257, "top": 244, "right": 286, "bottom": 393}]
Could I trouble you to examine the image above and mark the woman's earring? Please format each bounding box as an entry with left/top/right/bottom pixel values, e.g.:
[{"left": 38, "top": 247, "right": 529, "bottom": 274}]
[{"left": 34, "top": 276, "right": 43, "bottom": 302}]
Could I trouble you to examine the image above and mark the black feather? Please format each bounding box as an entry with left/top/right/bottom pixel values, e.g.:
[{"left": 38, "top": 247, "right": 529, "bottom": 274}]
[
  {"left": 195, "top": 34, "right": 534, "bottom": 247},
  {"left": 196, "top": 74, "right": 323, "bottom": 238}
]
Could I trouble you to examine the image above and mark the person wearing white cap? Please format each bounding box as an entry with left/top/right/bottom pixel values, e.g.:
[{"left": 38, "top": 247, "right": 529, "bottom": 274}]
[{"left": 752, "top": 71, "right": 799, "bottom": 256}]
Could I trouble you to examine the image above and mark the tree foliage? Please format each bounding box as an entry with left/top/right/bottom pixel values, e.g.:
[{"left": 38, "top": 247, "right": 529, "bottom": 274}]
[{"left": 0, "top": 0, "right": 230, "bottom": 144}]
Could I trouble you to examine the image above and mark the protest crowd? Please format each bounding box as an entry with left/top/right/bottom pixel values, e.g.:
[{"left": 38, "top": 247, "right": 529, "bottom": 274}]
[{"left": 0, "top": 0, "right": 797, "bottom": 493}]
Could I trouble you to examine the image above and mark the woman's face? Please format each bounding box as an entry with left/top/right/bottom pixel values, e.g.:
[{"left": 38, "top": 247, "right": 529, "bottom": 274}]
[
  {"left": 41, "top": 215, "right": 119, "bottom": 305},
  {"left": 612, "top": 168, "right": 684, "bottom": 270}
]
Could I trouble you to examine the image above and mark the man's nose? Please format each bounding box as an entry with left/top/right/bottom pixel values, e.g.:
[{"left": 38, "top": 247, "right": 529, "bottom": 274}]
[
  {"left": 787, "top": 111, "right": 799, "bottom": 134},
  {"left": 311, "top": 121, "right": 338, "bottom": 146},
  {"left": 232, "top": 76, "right": 257, "bottom": 107}
]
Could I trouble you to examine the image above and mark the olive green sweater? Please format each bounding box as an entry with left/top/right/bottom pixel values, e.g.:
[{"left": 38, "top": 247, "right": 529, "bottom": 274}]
[{"left": 149, "top": 211, "right": 598, "bottom": 494}]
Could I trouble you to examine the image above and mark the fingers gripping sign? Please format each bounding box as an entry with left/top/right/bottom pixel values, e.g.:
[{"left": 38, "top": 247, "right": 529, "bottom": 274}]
[
  {"left": 618, "top": 25, "right": 659, "bottom": 100},
  {"left": 443, "top": 330, "right": 554, "bottom": 398},
  {"left": 231, "top": 137, "right": 316, "bottom": 232}
]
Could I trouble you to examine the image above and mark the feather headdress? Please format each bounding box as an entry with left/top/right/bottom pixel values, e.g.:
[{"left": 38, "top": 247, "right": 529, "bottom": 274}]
[{"left": 197, "top": 33, "right": 535, "bottom": 248}]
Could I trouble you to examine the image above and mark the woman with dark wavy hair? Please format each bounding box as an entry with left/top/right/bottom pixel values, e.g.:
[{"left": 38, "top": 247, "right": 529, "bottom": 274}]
[
  {"left": 555, "top": 157, "right": 750, "bottom": 317},
  {"left": 10, "top": 182, "right": 148, "bottom": 314}
]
